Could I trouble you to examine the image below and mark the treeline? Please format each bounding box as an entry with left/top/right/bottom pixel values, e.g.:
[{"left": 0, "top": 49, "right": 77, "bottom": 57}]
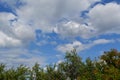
[{"left": 0, "top": 49, "right": 120, "bottom": 80}]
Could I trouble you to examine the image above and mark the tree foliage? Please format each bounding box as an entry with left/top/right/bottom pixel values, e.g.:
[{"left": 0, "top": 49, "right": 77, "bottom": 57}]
[{"left": 0, "top": 49, "right": 120, "bottom": 80}]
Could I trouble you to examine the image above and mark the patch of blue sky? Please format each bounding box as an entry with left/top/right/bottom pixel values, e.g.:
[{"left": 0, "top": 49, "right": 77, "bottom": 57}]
[
  {"left": 0, "top": 0, "right": 25, "bottom": 16},
  {"left": 29, "top": 31, "right": 56, "bottom": 53},
  {"left": 101, "top": 0, "right": 120, "bottom": 4},
  {"left": 80, "top": 10, "right": 89, "bottom": 19},
  {"left": 26, "top": 41, "right": 59, "bottom": 65},
  {"left": 89, "top": 0, "right": 120, "bottom": 10},
  {"left": 0, "top": 2, "right": 13, "bottom": 13},
  {"left": 88, "top": 34, "right": 120, "bottom": 43},
  {"left": 36, "top": 30, "right": 72, "bottom": 45}
]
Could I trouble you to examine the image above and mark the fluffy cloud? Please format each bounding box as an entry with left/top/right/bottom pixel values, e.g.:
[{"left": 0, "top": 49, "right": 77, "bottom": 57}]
[
  {"left": 16, "top": 0, "right": 99, "bottom": 33},
  {"left": 0, "top": 12, "right": 35, "bottom": 47},
  {"left": 88, "top": 3, "right": 120, "bottom": 35},
  {"left": 0, "top": 31, "right": 21, "bottom": 47},
  {"left": 0, "top": 1, "right": 119, "bottom": 47},
  {"left": 0, "top": 0, "right": 101, "bottom": 48},
  {"left": 57, "top": 39, "right": 114, "bottom": 53},
  {"left": 0, "top": 12, "right": 16, "bottom": 32},
  {"left": 12, "top": 20, "right": 35, "bottom": 41},
  {"left": 2, "top": 0, "right": 120, "bottom": 42},
  {"left": 54, "top": 21, "right": 95, "bottom": 38},
  {"left": 55, "top": 2, "right": 120, "bottom": 39},
  {"left": 57, "top": 41, "right": 83, "bottom": 53}
]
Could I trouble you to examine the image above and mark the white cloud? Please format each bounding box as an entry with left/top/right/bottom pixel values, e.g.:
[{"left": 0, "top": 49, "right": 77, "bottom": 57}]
[
  {"left": 2, "top": 0, "right": 120, "bottom": 42},
  {"left": 0, "top": 0, "right": 101, "bottom": 47},
  {"left": 88, "top": 3, "right": 120, "bottom": 35},
  {"left": 57, "top": 39, "right": 114, "bottom": 53},
  {"left": 92, "top": 39, "right": 114, "bottom": 45},
  {"left": 12, "top": 20, "right": 35, "bottom": 41},
  {"left": 0, "top": 12, "right": 16, "bottom": 33},
  {"left": 0, "top": 12, "right": 35, "bottom": 47},
  {"left": 0, "top": 31, "right": 22, "bottom": 47},
  {"left": 16, "top": 0, "right": 99, "bottom": 33},
  {"left": 0, "top": 0, "right": 100, "bottom": 48},
  {"left": 55, "top": 2, "right": 120, "bottom": 38},
  {"left": 57, "top": 41, "right": 84, "bottom": 53},
  {"left": 54, "top": 21, "right": 95, "bottom": 38}
]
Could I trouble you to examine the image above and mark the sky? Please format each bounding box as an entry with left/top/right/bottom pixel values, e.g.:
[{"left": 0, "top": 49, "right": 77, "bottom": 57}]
[{"left": 0, "top": 0, "right": 120, "bottom": 67}]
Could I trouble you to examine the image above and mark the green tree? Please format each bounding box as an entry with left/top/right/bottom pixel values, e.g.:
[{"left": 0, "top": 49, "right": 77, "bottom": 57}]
[
  {"left": 30, "top": 63, "right": 46, "bottom": 80},
  {"left": 59, "top": 49, "right": 84, "bottom": 80},
  {"left": 0, "top": 63, "right": 5, "bottom": 80},
  {"left": 82, "top": 58, "right": 96, "bottom": 80},
  {"left": 16, "top": 65, "right": 28, "bottom": 80},
  {"left": 100, "top": 49, "right": 120, "bottom": 80}
]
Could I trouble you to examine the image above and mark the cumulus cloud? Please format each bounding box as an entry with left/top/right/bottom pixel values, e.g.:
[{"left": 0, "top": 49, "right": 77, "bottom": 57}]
[
  {"left": 57, "top": 39, "right": 114, "bottom": 53},
  {"left": 57, "top": 41, "right": 83, "bottom": 53},
  {"left": 0, "top": 0, "right": 98, "bottom": 48},
  {"left": 54, "top": 2, "right": 120, "bottom": 38},
  {"left": 54, "top": 21, "right": 95, "bottom": 38},
  {"left": 0, "top": 12, "right": 16, "bottom": 33},
  {"left": 88, "top": 3, "right": 120, "bottom": 35},
  {"left": 0, "top": 0, "right": 101, "bottom": 48},
  {"left": 0, "top": 31, "right": 22, "bottom": 47},
  {"left": 0, "top": 12, "right": 35, "bottom": 48},
  {"left": 1, "top": 0, "right": 120, "bottom": 41},
  {"left": 55, "top": 2, "right": 120, "bottom": 39},
  {"left": 16, "top": 0, "right": 99, "bottom": 33},
  {"left": 54, "top": 3, "right": 120, "bottom": 39},
  {"left": 12, "top": 20, "right": 35, "bottom": 41}
]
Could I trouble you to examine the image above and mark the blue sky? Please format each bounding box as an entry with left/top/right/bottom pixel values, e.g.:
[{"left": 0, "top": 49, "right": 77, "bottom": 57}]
[{"left": 0, "top": 0, "right": 120, "bottom": 67}]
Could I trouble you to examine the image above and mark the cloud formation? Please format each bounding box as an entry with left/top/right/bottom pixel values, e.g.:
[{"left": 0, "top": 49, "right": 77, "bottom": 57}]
[
  {"left": 1, "top": 0, "right": 120, "bottom": 41},
  {"left": 54, "top": 21, "right": 95, "bottom": 38},
  {"left": 55, "top": 2, "right": 120, "bottom": 38},
  {"left": 88, "top": 3, "right": 120, "bottom": 36},
  {"left": 0, "top": 12, "right": 35, "bottom": 48},
  {"left": 57, "top": 39, "right": 114, "bottom": 53},
  {"left": 0, "top": 0, "right": 101, "bottom": 48},
  {"left": 16, "top": 0, "right": 99, "bottom": 32}
]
